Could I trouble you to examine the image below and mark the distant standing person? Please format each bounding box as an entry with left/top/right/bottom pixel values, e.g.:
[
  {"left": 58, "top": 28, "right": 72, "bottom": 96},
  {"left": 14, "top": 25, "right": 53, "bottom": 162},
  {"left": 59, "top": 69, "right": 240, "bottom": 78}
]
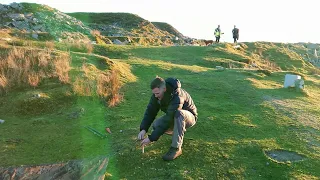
[
  {"left": 214, "top": 25, "right": 221, "bottom": 43},
  {"left": 232, "top": 25, "right": 239, "bottom": 43}
]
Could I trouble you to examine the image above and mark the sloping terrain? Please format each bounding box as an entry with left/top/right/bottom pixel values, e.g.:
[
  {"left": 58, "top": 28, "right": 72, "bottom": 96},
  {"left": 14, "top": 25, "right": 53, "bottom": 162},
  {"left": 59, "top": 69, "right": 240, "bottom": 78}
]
[
  {"left": 152, "top": 22, "right": 186, "bottom": 39},
  {"left": 0, "top": 2, "right": 319, "bottom": 179},
  {"left": 0, "top": 3, "right": 92, "bottom": 42},
  {"left": 67, "top": 12, "right": 187, "bottom": 46},
  {"left": 67, "top": 12, "right": 178, "bottom": 38}
]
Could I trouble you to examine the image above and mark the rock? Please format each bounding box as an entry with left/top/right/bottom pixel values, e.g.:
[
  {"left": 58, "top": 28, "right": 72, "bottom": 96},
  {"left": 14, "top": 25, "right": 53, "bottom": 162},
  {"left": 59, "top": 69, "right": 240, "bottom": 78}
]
[
  {"left": 0, "top": 4, "right": 8, "bottom": 11},
  {"left": 31, "top": 18, "right": 39, "bottom": 24},
  {"left": 33, "top": 94, "right": 41, "bottom": 98},
  {"left": 0, "top": 156, "right": 108, "bottom": 180},
  {"left": 1, "top": 38, "right": 12, "bottom": 41},
  {"left": 10, "top": 2, "right": 23, "bottom": 10},
  {"left": 8, "top": 13, "right": 26, "bottom": 21},
  {"left": 0, "top": 119, "right": 5, "bottom": 124},
  {"left": 12, "top": 21, "right": 30, "bottom": 30},
  {"left": 284, "top": 74, "right": 302, "bottom": 88},
  {"left": 113, "top": 39, "right": 123, "bottom": 45},
  {"left": 33, "top": 25, "right": 44, "bottom": 31},
  {"left": 32, "top": 33, "right": 38, "bottom": 39},
  {"left": 40, "top": 27, "right": 46, "bottom": 32},
  {"left": 24, "top": 13, "right": 34, "bottom": 19},
  {"left": 234, "top": 45, "right": 241, "bottom": 49},
  {"left": 216, "top": 66, "right": 225, "bottom": 71}
]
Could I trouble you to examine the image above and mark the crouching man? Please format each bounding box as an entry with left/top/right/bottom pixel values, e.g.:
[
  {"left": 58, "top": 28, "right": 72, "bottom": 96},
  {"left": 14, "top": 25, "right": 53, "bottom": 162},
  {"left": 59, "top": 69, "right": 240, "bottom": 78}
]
[{"left": 138, "top": 76, "right": 198, "bottom": 161}]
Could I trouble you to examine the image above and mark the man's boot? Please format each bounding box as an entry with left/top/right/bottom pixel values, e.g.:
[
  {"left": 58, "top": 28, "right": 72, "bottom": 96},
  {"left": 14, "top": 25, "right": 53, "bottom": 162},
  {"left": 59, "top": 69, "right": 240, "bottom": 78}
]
[{"left": 162, "top": 147, "right": 182, "bottom": 161}]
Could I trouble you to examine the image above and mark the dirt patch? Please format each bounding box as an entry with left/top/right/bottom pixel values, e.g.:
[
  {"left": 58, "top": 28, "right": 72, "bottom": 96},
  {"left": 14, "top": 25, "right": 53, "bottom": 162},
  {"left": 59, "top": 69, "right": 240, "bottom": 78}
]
[
  {"left": 265, "top": 149, "right": 306, "bottom": 162},
  {"left": 263, "top": 95, "right": 320, "bottom": 130},
  {"left": 0, "top": 156, "right": 108, "bottom": 180}
]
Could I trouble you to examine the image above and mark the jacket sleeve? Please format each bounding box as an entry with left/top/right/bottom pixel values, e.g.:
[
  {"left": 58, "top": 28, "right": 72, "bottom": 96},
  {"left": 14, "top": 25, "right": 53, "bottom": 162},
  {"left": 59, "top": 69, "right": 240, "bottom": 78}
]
[
  {"left": 140, "top": 95, "right": 160, "bottom": 132},
  {"left": 148, "top": 96, "right": 183, "bottom": 142}
]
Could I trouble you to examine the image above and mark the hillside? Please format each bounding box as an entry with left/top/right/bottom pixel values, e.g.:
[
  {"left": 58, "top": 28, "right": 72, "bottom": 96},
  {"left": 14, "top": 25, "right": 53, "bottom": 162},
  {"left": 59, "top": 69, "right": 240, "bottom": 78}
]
[
  {"left": 0, "top": 3, "right": 92, "bottom": 42},
  {"left": 0, "top": 2, "right": 191, "bottom": 46},
  {"left": 67, "top": 12, "right": 182, "bottom": 39},
  {"left": 67, "top": 12, "right": 188, "bottom": 46},
  {"left": 152, "top": 22, "right": 186, "bottom": 39},
  {"left": 0, "top": 2, "right": 320, "bottom": 180}
]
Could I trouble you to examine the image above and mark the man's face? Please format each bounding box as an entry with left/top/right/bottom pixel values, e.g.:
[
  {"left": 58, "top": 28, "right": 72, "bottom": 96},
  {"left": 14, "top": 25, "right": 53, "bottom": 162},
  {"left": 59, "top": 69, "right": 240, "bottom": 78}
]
[{"left": 152, "top": 87, "right": 166, "bottom": 100}]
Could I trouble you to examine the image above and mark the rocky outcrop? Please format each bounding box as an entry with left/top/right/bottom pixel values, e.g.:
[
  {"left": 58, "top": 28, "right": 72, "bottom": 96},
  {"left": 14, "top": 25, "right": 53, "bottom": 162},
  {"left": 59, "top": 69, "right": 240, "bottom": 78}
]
[
  {"left": 0, "top": 3, "right": 92, "bottom": 41},
  {"left": 0, "top": 156, "right": 108, "bottom": 180}
]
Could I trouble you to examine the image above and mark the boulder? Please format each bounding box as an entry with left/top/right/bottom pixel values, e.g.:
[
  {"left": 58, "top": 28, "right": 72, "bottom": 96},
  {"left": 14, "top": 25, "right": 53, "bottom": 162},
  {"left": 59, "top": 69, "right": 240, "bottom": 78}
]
[
  {"left": 0, "top": 156, "right": 108, "bottom": 180},
  {"left": 12, "top": 21, "right": 30, "bottom": 30},
  {"left": 0, "top": 4, "right": 9, "bottom": 11},
  {"left": 113, "top": 39, "right": 123, "bottom": 45},
  {"left": 8, "top": 13, "right": 26, "bottom": 21},
  {"left": 284, "top": 74, "right": 302, "bottom": 88},
  {"left": 10, "top": 2, "right": 23, "bottom": 10},
  {"left": 33, "top": 25, "right": 44, "bottom": 31},
  {"left": 32, "top": 33, "right": 39, "bottom": 39}
]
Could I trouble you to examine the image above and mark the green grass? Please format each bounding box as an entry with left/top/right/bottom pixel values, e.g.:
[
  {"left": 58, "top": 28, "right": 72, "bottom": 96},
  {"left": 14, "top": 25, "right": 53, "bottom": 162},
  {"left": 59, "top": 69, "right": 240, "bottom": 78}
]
[
  {"left": 0, "top": 42, "right": 319, "bottom": 179},
  {"left": 96, "top": 44, "right": 320, "bottom": 179},
  {"left": 104, "top": 64, "right": 319, "bottom": 179}
]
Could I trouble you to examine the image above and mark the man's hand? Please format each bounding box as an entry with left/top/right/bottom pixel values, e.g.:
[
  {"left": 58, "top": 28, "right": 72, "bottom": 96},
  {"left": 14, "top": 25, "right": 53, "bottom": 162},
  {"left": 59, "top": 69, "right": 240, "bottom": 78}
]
[
  {"left": 140, "top": 137, "right": 151, "bottom": 146},
  {"left": 138, "top": 130, "right": 146, "bottom": 140}
]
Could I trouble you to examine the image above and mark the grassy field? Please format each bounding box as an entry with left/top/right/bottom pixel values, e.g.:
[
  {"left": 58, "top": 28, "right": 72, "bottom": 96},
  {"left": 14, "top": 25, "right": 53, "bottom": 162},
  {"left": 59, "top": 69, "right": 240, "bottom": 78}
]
[
  {"left": 100, "top": 45, "right": 320, "bottom": 179},
  {"left": 0, "top": 40, "right": 319, "bottom": 179}
]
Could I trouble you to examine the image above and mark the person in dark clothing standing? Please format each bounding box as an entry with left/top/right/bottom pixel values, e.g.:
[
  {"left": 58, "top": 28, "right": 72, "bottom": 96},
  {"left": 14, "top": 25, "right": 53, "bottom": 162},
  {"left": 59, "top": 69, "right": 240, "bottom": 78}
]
[
  {"left": 138, "top": 76, "right": 198, "bottom": 161},
  {"left": 232, "top": 25, "right": 239, "bottom": 43}
]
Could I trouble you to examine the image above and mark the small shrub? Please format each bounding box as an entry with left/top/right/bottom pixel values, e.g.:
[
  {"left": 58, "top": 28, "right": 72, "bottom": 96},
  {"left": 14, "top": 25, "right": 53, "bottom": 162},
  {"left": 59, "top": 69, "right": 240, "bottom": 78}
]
[
  {"left": 45, "top": 41, "right": 55, "bottom": 50},
  {"left": 310, "top": 68, "right": 320, "bottom": 75},
  {"left": 54, "top": 54, "right": 71, "bottom": 83},
  {"left": 28, "top": 72, "right": 40, "bottom": 87},
  {"left": 91, "top": 30, "right": 101, "bottom": 36},
  {"left": 257, "top": 69, "right": 272, "bottom": 76}
]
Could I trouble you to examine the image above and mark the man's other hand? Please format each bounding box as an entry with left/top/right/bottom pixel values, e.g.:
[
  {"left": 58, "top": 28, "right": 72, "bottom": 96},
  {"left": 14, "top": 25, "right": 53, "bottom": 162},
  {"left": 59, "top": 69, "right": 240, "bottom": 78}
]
[
  {"left": 141, "top": 137, "right": 151, "bottom": 146},
  {"left": 138, "top": 130, "right": 146, "bottom": 140}
]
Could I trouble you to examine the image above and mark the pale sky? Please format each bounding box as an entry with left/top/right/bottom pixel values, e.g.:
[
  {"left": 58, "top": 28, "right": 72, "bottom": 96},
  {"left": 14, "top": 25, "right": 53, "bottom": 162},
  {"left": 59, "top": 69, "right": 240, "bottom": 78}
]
[{"left": 2, "top": 0, "right": 320, "bottom": 43}]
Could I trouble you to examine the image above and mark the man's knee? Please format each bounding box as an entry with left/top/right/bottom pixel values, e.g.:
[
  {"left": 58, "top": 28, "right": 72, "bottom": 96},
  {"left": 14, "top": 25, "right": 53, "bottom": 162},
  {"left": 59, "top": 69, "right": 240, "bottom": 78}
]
[{"left": 174, "top": 110, "right": 184, "bottom": 120}]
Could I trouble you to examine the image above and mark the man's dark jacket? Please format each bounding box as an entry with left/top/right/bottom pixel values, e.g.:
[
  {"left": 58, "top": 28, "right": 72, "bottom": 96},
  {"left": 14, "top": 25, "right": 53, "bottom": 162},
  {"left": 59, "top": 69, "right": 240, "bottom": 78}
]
[{"left": 140, "top": 78, "right": 198, "bottom": 142}]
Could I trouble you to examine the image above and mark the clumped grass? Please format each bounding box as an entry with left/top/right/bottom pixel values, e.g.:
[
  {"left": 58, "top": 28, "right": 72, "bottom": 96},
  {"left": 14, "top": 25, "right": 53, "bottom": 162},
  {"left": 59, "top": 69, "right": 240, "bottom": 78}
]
[
  {"left": 0, "top": 47, "right": 71, "bottom": 94},
  {"left": 73, "top": 63, "right": 123, "bottom": 107},
  {"left": 45, "top": 41, "right": 55, "bottom": 50},
  {"left": 56, "top": 41, "right": 94, "bottom": 54}
]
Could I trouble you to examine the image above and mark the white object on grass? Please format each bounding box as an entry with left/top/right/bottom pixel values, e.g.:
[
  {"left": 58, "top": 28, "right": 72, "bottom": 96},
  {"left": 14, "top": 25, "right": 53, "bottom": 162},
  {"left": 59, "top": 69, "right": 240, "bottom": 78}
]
[
  {"left": 0, "top": 119, "right": 4, "bottom": 124},
  {"left": 142, "top": 145, "right": 145, "bottom": 153},
  {"left": 284, "top": 74, "right": 302, "bottom": 88}
]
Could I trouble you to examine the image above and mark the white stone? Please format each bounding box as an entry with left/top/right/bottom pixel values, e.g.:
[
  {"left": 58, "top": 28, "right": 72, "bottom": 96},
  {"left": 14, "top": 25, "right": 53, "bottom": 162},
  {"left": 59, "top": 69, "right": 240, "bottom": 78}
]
[
  {"left": 216, "top": 66, "right": 225, "bottom": 70},
  {"left": 113, "top": 39, "right": 123, "bottom": 45},
  {"left": 284, "top": 74, "right": 302, "bottom": 88},
  {"left": 234, "top": 45, "right": 241, "bottom": 49},
  {"left": 32, "top": 33, "right": 38, "bottom": 39}
]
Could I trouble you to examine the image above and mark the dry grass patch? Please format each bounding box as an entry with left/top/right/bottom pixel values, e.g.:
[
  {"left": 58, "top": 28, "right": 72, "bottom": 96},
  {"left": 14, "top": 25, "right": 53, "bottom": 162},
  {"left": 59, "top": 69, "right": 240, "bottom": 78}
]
[{"left": 0, "top": 47, "right": 71, "bottom": 94}]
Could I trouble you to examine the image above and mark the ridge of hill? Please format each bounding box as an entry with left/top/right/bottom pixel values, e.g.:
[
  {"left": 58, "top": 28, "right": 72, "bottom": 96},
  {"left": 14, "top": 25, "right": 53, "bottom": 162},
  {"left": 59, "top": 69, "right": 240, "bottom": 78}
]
[
  {"left": 152, "top": 22, "right": 185, "bottom": 39},
  {"left": 67, "top": 12, "right": 184, "bottom": 39}
]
